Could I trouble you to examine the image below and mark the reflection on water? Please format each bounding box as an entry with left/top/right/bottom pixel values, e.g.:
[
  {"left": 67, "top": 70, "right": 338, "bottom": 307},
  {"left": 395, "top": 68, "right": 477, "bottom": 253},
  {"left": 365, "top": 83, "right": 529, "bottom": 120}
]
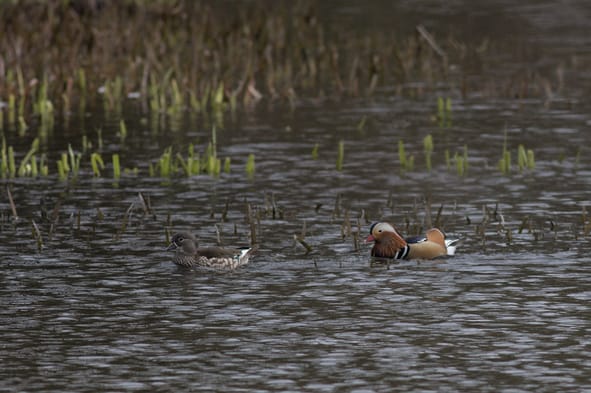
[{"left": 2, "top": 1, "right": 591, "bottom": 391}]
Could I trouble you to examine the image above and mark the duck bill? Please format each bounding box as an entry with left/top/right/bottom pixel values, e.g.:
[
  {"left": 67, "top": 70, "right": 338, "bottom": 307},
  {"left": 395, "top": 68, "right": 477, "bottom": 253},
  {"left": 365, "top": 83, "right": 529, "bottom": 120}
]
[
  {"left": 365, "top": 234, "right": 376, "bottom": 243},
  {"left": 166, "top": 243, "right": 178, "bottom": 251}
]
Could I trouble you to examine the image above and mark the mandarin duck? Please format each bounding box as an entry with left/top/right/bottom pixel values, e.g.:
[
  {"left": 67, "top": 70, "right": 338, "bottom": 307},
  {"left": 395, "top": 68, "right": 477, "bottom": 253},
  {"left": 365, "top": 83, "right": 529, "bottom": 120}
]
[
  {"left": 366, "top": 222, "right": 460, "bottom": 260},
  {"left": 166, "top": 232, "right": 256, "bottom": 269}
]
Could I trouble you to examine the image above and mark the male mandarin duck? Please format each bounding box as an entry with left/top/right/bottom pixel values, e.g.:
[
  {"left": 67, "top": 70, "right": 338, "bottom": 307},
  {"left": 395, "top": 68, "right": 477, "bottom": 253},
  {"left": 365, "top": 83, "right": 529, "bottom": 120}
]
[
  {"left": 166, "top": 232, "right": 256, "bottom": 269},
  {"left": 366, "top": 222, "right": 460, "bottom": 260}
]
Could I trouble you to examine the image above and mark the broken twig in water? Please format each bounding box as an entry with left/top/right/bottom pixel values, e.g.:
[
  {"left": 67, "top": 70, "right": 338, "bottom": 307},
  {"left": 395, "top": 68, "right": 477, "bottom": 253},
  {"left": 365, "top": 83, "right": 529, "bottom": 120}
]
[
  {"left": 416, "top": 24, "right": 447, "bottom": 59},
  {"left": 6, "top": 186, "right": 18, "bottom": 221}
]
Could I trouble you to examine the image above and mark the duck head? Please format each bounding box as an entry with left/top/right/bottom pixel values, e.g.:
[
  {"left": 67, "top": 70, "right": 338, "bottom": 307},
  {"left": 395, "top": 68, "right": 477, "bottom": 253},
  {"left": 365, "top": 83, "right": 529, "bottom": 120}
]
[
  {"left": 366, "top": 222, "right": 407, "bottom": 257},
  {"left": 166, "top": 232, "right": 198, "bottom": 255}
]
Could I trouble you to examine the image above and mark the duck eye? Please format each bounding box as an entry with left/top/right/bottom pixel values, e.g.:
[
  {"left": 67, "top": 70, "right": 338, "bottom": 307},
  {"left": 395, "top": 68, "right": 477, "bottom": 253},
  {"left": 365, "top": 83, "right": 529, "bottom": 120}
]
[{"left": 378, "top": 230, "right": 382, "bottom": 233}]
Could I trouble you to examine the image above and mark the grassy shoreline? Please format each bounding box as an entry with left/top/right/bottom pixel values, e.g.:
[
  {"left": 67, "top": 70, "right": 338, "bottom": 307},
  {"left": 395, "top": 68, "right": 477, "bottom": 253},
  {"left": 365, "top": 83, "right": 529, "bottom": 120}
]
[{"left": 1, "top": 1, "right": 461, "bottom": 121}]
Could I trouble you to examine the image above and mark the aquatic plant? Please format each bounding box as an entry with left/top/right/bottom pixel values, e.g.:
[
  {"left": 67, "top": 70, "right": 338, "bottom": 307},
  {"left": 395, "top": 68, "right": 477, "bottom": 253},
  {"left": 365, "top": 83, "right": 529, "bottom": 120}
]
[
  {"left": 1, "top": 139, "right": 13, "bottom": 178},
  {"left": 246, "top": 153, "right": 256, "bottom": 179},
  {"left": 31, "top": 220, "right": 43, "bottom": 251},
  {"left": 498, "top": 129, "right": 511, "bottom": 175},
  {"left": 7, "top": 94, "right": 15, "bottom": 127},
  {"left": 398, "top": 140, "right": 414, "bottom": 172},
  {"left": 112, "top": 154, "right": 121, "bottom": 179},
  {"left": 336, "top": 140, "right": 344, "bottom": 171},
  {"left": 156, "top": 147, "right": 174, "bottom": 178},
  {"left": 357, "top": 116, "right": 367, "bottom": 132},
  {"left": 90, "top": 153, "right": 105, "bottom": 177},
  {"left": 119, "top": 120, "right": 127, "bottom": 143},
  {"left": 17, "top": 138, "right": 39, "bottom": 177},
  {"left": 423, "top": 134, "right": 433, "bottom": 171},
  {"left": 398, "top": 140, "right": 407, "bottom": 172},
  {"left": 176, "top": 144, "right": 200, "bottom": 177},
  {"left": 311, "top": 143, "right": 319, "bottom": 160},
  {"left": 517, "top": 144, "right": 535, "bottom": 171},
  {"left": 437, "top": 97, "right": 452, "bottom": 127},
  {"left": 454, "top": 145, "right": 468, "bottom": 176}
]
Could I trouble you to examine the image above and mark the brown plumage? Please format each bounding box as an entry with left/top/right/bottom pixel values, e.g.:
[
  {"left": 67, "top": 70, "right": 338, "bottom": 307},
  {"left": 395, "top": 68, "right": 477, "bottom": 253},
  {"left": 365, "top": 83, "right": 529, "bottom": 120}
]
[{"left": 166, "top": 232, "right": 256, "bottom": 269}]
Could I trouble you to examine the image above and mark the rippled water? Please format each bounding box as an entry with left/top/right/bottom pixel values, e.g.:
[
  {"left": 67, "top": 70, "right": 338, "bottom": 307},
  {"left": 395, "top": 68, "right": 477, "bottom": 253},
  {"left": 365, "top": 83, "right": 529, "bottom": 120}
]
[
  {"left": 3, "top": 1, "right": 591, "bottom": 392},
  {"left": 3, "top": 251, "right": 590, "bottom": 391}
]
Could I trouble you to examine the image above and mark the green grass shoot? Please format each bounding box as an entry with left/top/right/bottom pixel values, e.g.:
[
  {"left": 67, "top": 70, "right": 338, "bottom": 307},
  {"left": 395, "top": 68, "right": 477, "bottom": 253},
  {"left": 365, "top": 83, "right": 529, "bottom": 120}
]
[
  {"left": 91, "top": 152, "right": 105, "bottom": 177},
  {"left": 517, "top": 144, "right": 535, "bottom": 171},
  {"left": 1, "top": 138, "right": 7, "bottom": 178},
  {"left": 336, "top": 140, "right": 344, "bottom": 171},
  {"left": 527, "top": 149, "right": 535, "bottom": 169},
  {"left": 311, "top": 143, "right": 319, "bottom": 160},
  {"left": 224, "top": 157, "right": 231, "bottom": 173},
  {"left": 17, "top": 138, "right": 39, "bottom": 177},
  {"left": 498, "top": 128, "right": 510, "bottom": 174},
  {"left": 423, "top": 134, "right": 433, "bottom": 171},
  {"left": 57, "top": 153, "right": 69, "bottom": 181},
  {"left": 8, "top": 146, "right": 15, "bottom": 178},
  {"left": 453, "top": 146, "right": 468, "bottom": 176},
  {"left": 437, "top": 97, "right": 452, "bottom": 127},
  {"left": 158, "top": 147, "right": 173, "bottom": 177},
  {"left": 246, "top": 153, "right": 255, "bottom": 179},
  {"left": 357, "top": 115, "right": 367, "bottom": 132},
  {"left": 112, "top": 154, "right": 121, "bottom": 179},
  {"left": 119, "top": 120, "right": 127, "bottom": 143},
  {"left": 78, "top": 68, "right": 87, "bottom": 94},
  {"left": 8, "top": 94, "right": 15, "bottom": 125},
  {"left": 67, "top": 144, "right": 81, "bottom": 177},
  {"left": 97, "top": 128, "right": 104, "bottom": 150},
  {"left": 40, "top": 154, "right": 48, "bottom": 176},
  {"left": 398, "top": 140, "right": 412, "bottom": 172},
  {"left": 213, "top": 82, "right": 225, "bottom": 110}
]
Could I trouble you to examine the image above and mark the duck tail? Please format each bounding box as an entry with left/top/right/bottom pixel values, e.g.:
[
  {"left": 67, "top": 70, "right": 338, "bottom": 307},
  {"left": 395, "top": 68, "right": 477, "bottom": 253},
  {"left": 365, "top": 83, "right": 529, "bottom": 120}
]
[
  {"left": 238, "top": 244, "right": 259, "bottom": 261},
  {"left": 444, "top": 238, "right": 462, "bottom": 256}
]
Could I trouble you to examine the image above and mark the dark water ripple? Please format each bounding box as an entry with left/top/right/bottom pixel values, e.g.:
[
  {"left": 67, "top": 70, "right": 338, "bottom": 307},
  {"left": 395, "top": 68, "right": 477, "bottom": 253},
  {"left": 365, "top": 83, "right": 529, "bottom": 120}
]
[{"left": 2, "top": 248, "right": 591, "bottom": 392}]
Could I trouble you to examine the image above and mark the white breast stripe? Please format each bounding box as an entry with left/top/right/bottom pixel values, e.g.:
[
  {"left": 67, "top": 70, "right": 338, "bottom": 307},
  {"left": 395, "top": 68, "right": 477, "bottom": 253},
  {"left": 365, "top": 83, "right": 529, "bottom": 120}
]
[{"left": 394, "top": 245, "right": 410, "bottom": 260}]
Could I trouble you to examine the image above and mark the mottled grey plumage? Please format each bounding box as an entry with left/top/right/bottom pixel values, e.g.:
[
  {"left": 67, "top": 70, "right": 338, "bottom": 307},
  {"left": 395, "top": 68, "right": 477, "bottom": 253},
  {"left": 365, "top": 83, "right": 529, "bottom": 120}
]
[{"left": 166, "top": 232, "right": 256, "bottom": 269}]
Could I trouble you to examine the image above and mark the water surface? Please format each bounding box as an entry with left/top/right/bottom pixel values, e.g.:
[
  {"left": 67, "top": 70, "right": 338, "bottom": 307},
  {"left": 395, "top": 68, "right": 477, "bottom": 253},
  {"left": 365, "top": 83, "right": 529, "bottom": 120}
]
[{"left": 2, "top": 1, "right": 591, "bottom": 391}]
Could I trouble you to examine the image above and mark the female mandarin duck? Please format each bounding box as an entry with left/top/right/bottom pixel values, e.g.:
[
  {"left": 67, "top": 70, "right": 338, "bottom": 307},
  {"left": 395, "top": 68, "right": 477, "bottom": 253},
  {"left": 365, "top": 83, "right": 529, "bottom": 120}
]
[
  {"left": 166, "top": 232, "right": 256, "bottom": 269},
  {"left": 366, "top": 222, "right": 460, "bottom": 260}
]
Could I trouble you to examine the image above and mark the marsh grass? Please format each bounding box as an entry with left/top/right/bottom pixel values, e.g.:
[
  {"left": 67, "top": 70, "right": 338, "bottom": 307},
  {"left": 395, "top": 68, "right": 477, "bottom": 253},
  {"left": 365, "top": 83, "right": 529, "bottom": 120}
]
[{"left": 0, "top": 1, "right": 474, "bottom": 123}]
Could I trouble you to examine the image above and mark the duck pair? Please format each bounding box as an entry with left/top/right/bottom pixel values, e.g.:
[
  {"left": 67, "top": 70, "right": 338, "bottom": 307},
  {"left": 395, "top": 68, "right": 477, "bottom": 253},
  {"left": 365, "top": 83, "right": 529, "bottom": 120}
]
[{"left": 167, "top": 222, "right": 459, "bottom": 269}]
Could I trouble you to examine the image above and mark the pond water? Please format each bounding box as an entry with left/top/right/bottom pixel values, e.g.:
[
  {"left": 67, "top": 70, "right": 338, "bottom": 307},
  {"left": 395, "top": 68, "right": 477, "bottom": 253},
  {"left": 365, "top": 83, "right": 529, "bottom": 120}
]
[{"left": 2, "top": 1, "right": 591, "bottom": 392}]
